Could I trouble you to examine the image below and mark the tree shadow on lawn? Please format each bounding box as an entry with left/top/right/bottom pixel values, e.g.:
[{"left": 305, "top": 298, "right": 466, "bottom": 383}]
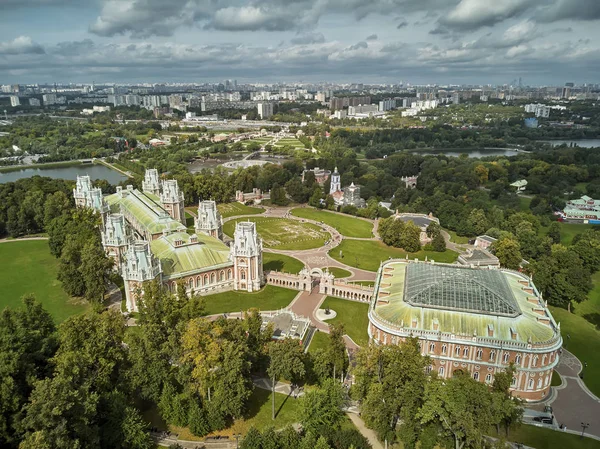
[
  {"left": 264, "top": 260, "right": 284, "bottom": 272},
  {"left": 582, "top": 312, "right": 600, "bottom": 331},
  {"left": 242, "top": 387, "right": 291, "bottom": 421}
]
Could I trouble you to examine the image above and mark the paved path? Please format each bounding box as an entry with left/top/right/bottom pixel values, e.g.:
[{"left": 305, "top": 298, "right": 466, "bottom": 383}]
[
  {"left": 346, "top": 413, "right": 384, "bottom": 449},
  {"left": 0, "top": 236, "right": 49, "bottom": 243},
  {"left": 546, "top": 349, "right": 600, "bottom": 438}
]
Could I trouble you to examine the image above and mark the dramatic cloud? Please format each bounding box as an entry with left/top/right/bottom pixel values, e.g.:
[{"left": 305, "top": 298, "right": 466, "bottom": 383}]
[
  {"left": 0, "top": 36, "right": 45, "bottom": 55},
  {"left": 538, "top": 0, "right": 600, "bottom": 22},
  {"left": 441, "top": 0, "right": 536, "bottom": 30}
]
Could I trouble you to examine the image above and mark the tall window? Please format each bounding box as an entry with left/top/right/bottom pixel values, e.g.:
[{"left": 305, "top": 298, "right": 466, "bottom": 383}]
[
  {"left": 442, "top": 344, "right": 447, "bottom": 354},
  {"left": 503, "top": 353, "right": 510, "bottom": 363},
  {"left": 528, "top": 379, "right": 534, "bottom": 390},
  {"left": 473, "top": 372, "right": 480, "bottom": 381},
  {"left": 489, "top": 350, "right": 496, "bottom": 362},
  {"left": 515, "top": 354, "right": 522, "bottom": 365},
  {"left": 485, "top": 373, "right": 492, "bottom": 383},
  {"left": 439, "top": 366, "right": 445, "bottom": 376},
  {"left": 511, "top": 377, "right": 517, "bottom": 387},
  {"left": 429, "top": 343, "right": 435, "bottom": 353},
  {"left": 532, "top": 356, "right": 538, "bottom": 367},
  {"left": 463, "top": 347, "right": 469, "bottom": 357},
  {"left": 455, "top": 346, "right": 461, "bottom": 356},
  {"left": 476, "top": 349, "right": 483, "bottom": 359}
]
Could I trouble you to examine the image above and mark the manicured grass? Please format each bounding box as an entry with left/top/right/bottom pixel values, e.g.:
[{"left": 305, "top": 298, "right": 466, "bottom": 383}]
[
  {"left": 308, "top": 330, "right": 330, "bottom": 354},
  {"left": 224, "top": 217, "right": 328, "bottom": 250},
  {"left": 185, "top": 211, "right": 194, "bottom": 228},
  {"left": 325, "top": 267, "right": 352, "bottom": 278},
  {"left": 218, "top": 202, "right": 264, "bottom": 218},
  {"left": 444, "top": 228, "right": 471, "bottom": 244},
  {"left": 519, "top": 196, "right": 532, "bottom": 212},
  {"left": 540, "top": 222, "right": 597, "bottom": 246},
  {"left": 0, "top": 240, "right": 89, "bottom": 323},
  {"left": 504, "top": 424, "right": 600, "bottom": 449},
  {"left": 549, "top": 306, "right": 600, "bottom": 397},
  {"left": 320, "top": 297, "right": 370, "bottom": 346},
  {"left": 329, "top": 239, "right": 459, "bottom": 272},
  {"left": 572, "top": 271, "right": 600, "bottom": 325},
  {"left": 203, "top": 285, "right": 298, "bottom": 315},
  {"left": 263, "top": 252, "right": 305, "bottom": 274},
  {"left": 551, "top": 371, "right": 562, "bottom": 387},
  {"left": 291, "top": 207, "right": 373, "bottom": 238}
]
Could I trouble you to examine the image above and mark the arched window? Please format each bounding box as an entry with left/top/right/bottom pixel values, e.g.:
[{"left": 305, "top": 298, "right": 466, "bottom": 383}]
[
  {"left": 455, "top": 346, "right": 461, "bottom": 356},
  {"left": 425, "top": 365, "right": 432, "bottom": 374},
  {"left": 463, "top": 347, "right": 469, "bottom": 357},
  {"left": 211, "top": 273, "right": 216, "bottom": 284},
  {"left": 503, "top": 352, "right": 510, "bottom": 363},
  {"left": 537, "top": 378, "right": 543, "bottom": 389},
  {"left": 511, "top": 377, "right": 517, "bottom": 387},
  {"left": 442, "top": 344, "right": 447, "bottom": 354},
  {"left": 532, "top": 356, "right": 538, "bottom": 367},
  {"left": 542, "top": 355, "right": 547, "bottom": 366},
  {"left": 485, "top": 373, "right": 492, "bottom": 383},
  {"left": 489, "top": 350, "right": 496, "bottom": 362},
  {"left": 545, "top": 375, "right": 550, "bottom": 386},
  {"left": 227, "top": 269, "right": 232, "bottom": 280},
  {"left": 241, "top": 270, "right": 246, "bottom": 280},
  {"left": 189, "top": 279, "right": 193, "bottom": 290},
  {"left": 220, "top": 271, "right": 224, "bottom": 282},
  {"left": 528, "top": 379, "right": 534, "bottom": 390},
  {"left": 204, "top": 274, "right": 209, "bottom": 285},
  {"left": 439, "top": 366, "right": 445, "bottom": 376},
  {"left": 196, "top": 276, "right": 201, "bottom": 288},
  {"left": 516, "top": 354, "right": 522, "bottom": 365},
  {"left": 474, "top": 372, "right": 480, "bottom": 381},
  {"left": 429, "top": 342, "right": 435, "bottom": 353},
  {"left": 476, "top": 349, "right": 483, "bottom": 359}
]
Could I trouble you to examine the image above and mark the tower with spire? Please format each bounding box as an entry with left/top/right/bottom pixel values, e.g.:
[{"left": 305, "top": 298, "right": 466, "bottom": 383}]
[
  {"left": 330, "top": 166, "right": 341, "bottom": 193},
  {"left": 195, "top": 200, "right": 223, "bottom": 240},
  {"left": 230, "top": 221, "right": 264, "bottom": 292}
]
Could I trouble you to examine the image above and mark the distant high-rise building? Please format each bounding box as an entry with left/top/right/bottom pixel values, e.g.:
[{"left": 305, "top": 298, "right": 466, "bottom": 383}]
[
  {"left": 29, "top": 98, "right": 41, "bottom": 107},
  {"left": 257, "top": 102, "right": 274, "bottom": 119},
  {"left": 561, "top": 87, "right": 571, "bottom": 99},
  {"left": 42, "top": 93, "right": 57, "bottom": 105},
  {"left": 10, "top": 96, "right": 20, "bottom": 107}
]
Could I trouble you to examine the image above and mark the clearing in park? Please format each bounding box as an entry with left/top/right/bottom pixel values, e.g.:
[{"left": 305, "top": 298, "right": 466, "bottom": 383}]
[
  {"left": 0, "top": 240, "right": 89, "bottom": 323},
  {"left": 329, "top": 239, "right": 459, "bottom": 272},
  {"left": 291, "top": 207, "right": 373, "bottom": 238},
  {"left": 319, "top": 296, "right": 370, "bottom": 346},
  {"left": 223, "top": 217, "right": 328, "bottom": 250}
]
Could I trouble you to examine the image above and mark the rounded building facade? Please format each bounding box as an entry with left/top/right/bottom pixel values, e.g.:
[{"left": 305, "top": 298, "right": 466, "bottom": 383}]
[{"left": 368, "top": 260, "right": 562, "bottom": 402}]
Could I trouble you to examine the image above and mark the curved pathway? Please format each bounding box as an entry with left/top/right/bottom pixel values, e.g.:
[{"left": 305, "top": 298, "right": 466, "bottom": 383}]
[{"left": 546, "top": 349, "right": 600, "bottom": 439}]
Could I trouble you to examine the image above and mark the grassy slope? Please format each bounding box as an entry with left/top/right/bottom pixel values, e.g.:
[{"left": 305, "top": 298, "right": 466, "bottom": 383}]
[
  {"left": 217, "top": 202, "right": 264, "bottom": 218},
  {"left": 320, "top": 297, "right": 370, "bottom": 346},
  {"left": 0, "top": 240, "right": 89, "bottom": 323},
  {"left": 329, "top": 239, "right": 459, "bottom": 272},
  {"left": 291, "top": 208, "right": 373, "bottom": 238},
  {"left": 505, "top": 424, "right": 600, "bottom": 449},
  {"left": 203, "top": 285, "right": 298, "bottom": 315},
  {"left": 263, "top": 252, "right": 305, "bottom": 274},
  {"left": 223, "top": 217, "right": 328, "bottom": 250},
  {"left": 444, "top": 228, "right": 471, "bottom": 244}
]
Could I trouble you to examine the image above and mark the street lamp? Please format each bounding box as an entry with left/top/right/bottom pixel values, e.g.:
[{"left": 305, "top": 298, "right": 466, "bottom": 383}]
[{"left": 581, "top": 422, "right": 590, "bottom": 439}]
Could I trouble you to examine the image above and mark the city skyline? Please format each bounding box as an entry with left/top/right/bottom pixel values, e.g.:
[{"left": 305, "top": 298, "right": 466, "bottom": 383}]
[{"left": 1, "top": 0, "right": 600, "bottom": 84}]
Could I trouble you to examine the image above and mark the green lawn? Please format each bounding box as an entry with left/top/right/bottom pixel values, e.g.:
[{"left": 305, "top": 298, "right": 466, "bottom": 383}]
[
  {"left": 319, "top": 297, "right": 370, "bottom": 346},
  {"left": 519, "top": 196, "right": 532, "bottom": 212},
  {"left": 143, "top": 388, "right": 302, "bottom": 440},
  {"left": 444, "top": 228, "right": 471, "bottom": 244},
  {"left": 218, "top": 202, "right": 264, "bottom": 218},
  {"left": 308, "top": 330, "right": 330, "bottom": 354},
  {"left": 0, "top": 240, "right": 89, "bottom": 323},
  {"left": 291, "top": 208, "right": 373, "bottom": 238},
  {"left": 539, "top": 222, "right": 597, "bottom": 246},
  {"left": 224, "top": 217, "right": 328, "bottom": 250},
  {"left": 185, "top": 211, "right": 194, "bottom": 228},
  {"left": 329, "top": 239, "right": 459, "bottom": 272},
  {"left": 203, "top": 285, "right": 298, "bottom": 315},
  {"left": 551, "top": 371, "right": 562, "bottom": 387},
  {"left": 325, "top": 267, "right": 352, "bottom": 278},
  {"left": 503, "top": 424, "right": 600, "bottom": 449},
  {"left": 263, "top": 252, "right": 305, "bottom": 274}
]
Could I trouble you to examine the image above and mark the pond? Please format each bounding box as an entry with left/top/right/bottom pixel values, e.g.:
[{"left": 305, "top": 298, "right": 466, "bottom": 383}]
[
  {"left": 0, "top": 163, "right": 129, "bottom": 184},
  {"left": 412, "top": 148, "right": 524, "bottom": 158},
  {"left": 187, "top": 154, "right": 293, "bottom": 173},
  {"left": 538, "top": 139, "right": 600, "bottom": 148}
]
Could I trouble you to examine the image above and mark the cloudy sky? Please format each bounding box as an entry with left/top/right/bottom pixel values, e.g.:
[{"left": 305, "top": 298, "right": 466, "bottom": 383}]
[{"left": 1, "top": 0, "right": 599, "bottom": 85}]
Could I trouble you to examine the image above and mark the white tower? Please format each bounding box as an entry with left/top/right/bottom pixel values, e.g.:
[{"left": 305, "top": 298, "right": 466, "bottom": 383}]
[
  {"left": 330, "top": 166, "right": 341, "bottom": 193},
  {"left": 142, "top": 169, "right": 161, "bottom": 196},
  {"left": 195, "top": 200, "right": 223, "bottom": 240},
  {"left": 101, "top": 214, "right": 131, "bottom": 266},
  {"left": 160, "top": 179, "right": 185, "bottom": 224},
  {"left": 231, "top": 222, "right": 263, "bottom": 292},
  {"left": 121, "top": 241, "right": 162, "bottom": 312},
  {"left": 73, "top": 175, "right": 108, "bottom": 215}
]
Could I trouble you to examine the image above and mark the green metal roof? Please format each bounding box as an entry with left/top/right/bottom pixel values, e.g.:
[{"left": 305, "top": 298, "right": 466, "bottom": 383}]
[
  {"left": 150, "top": 232, "right": 231, "bottom": 277},
  {"left": 373, "top": 262, "right": 557, "bottom": 344},
  {"left": 105, "top": 189, "right": 185, "bottom": 235}
]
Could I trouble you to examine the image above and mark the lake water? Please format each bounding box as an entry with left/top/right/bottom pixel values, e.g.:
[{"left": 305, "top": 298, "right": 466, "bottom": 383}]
[
  {"left": 0, "top": 164, "right": 129, "bottom": 184},
  {"left": 412, "top": 148, "right": 523, "bottom": 158},
  {"left": 539, "top": 139, "right": 600, "bottom": 148}
]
